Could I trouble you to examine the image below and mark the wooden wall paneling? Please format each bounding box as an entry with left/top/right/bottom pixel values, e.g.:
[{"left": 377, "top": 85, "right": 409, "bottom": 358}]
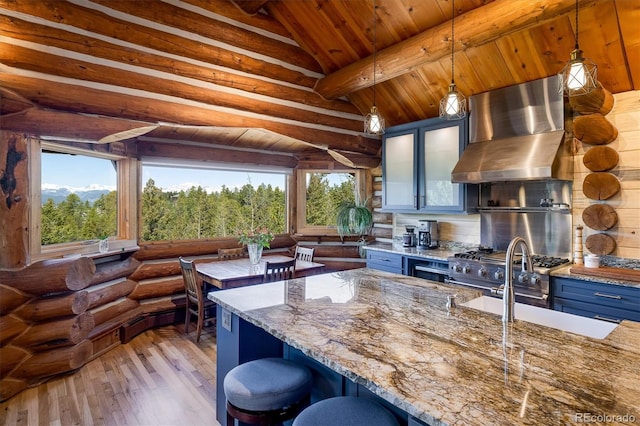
[
  {"left": 0, "top": 257, "right": 96, "bottom": 295},
  {"left": 90, "top": 298, "right": 140, "bottom": 329},
  {"left": 0, "top": 315, "right": 28, "bottom": 347},
  {"left": 0, "top": 285, "right": 31, "bottom": 315},
  {"left": 86, "top": 278, "right": 136, "bottom": 310},
  {"left": 0, "top": 346, "right": 29, "bottom": 378},
  {"left": 10, "top": 339, "right": 92, "bottom": 382},
  {"left": 10, "top": 312, "right": 94, "bottom": 351},
  {"left": 12, "top": 291, "right": 89, "bottom": 322},
  {"left": 0, "top": 132, "right": 29, "bottom": 269},
  {"left": 89, "top": 257, "right": 140, "bottom": 286},
  {"left": 128, "top": 259, "right": 181, "bottom": 281},
  {"left": 127, "top": 276, "right": 184, "bottom": 301}
]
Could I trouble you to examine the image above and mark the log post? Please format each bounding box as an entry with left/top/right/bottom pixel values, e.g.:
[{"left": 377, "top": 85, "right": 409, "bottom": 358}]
[
  {"left": 89, "top": 256, "right": 141, "bottom": 285},
  {"left": 86, "top": 278, "right": 136, "bottom": 309},
  {"left": 12, "top": 291, "right": 89, "bottom": 321},
  {"left": 90, "top": 297, "right": 139, "bottom": 327},
  {"left": 0, "top": 256, "right": 96, "bottom": 295},
  {"left": 0, "top": 314, "right": 28, "bottom": 346},
  {"left": 0, "top": 378, "right": 28, "bottom": 403},
  {"left": 128, "top": 276, "right": 184, "bottom": 300}
]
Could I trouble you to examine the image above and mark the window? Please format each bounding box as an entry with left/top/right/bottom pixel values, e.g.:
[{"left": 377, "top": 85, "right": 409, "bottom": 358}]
[
  {"left": 31, "top": 141, "right": 137, "bottom": 260},
  {"left": 295, "top": 169, "right": 367, "bottom": 235},
  {"left": 140, "top": 164, "right": 288, "bottom": 241}
]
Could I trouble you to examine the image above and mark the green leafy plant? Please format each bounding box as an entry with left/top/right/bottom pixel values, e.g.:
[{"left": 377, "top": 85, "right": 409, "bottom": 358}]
[
  {"left": 336, "top": 197, "right": 373, "bottom": 241},
  {"left": 237, "top": 227, "right": 274, "bottom": 249}
]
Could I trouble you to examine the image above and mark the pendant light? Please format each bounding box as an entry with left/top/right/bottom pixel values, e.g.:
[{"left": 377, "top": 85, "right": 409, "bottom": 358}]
[
  {"left": 559, "top": 0, "right": 597, "bottom": 96},
  {"left": 439, "top": 0, "right": 466, "bottom": 120},
  {"left": 364, "top": 0, "right": 385, "bottom": 135}
]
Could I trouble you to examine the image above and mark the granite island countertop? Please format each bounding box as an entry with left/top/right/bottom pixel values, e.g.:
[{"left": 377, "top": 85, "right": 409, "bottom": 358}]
[{"left": 208, "top": 268, "right": 640, "bottom": 426}]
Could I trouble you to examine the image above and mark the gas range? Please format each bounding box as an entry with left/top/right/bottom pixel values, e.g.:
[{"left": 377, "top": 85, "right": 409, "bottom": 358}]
[{"left": 446, "top": 249, "right": 571, "bottom": 307}]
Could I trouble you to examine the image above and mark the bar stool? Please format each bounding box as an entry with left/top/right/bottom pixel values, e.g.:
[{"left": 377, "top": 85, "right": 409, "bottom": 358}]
[
  {"left": 292, "top": 396, "right": 399, "bottom": 426},
  {"left": 223, "top": 357, "right": 312, "bottom": 425}
]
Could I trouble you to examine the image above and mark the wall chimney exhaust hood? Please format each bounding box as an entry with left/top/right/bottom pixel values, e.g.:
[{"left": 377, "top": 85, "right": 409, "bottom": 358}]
[{"left": 451, "top": 77, "right": 573, "bottom": 183}]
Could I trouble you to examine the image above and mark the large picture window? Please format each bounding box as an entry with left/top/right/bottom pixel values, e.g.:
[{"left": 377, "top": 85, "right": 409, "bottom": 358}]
[
  {"left": 31, "top": 141, "right": 137, "bottom": 260},
  {"left": 140, "top": 164, "right": 288, "bottom": 241}
]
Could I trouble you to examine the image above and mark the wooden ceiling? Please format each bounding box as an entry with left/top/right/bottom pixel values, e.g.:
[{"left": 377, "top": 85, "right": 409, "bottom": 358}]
[{"left": 1, "top": 0, "right": 638, "bottom": 166}]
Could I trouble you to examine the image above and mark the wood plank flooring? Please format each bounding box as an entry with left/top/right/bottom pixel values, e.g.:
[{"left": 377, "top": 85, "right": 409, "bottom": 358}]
[{"left": 0, "top": 324, "right": 219, "bottom": 426}]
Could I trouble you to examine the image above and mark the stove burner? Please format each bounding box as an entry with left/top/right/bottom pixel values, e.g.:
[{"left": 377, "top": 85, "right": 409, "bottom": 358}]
[{"left": 530, "top": 255, "right": 571, "bottom": 269}]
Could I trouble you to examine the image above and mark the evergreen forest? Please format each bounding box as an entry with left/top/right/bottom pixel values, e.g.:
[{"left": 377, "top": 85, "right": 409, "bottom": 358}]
[{"left": 41, "top": 173, "right": 355, "bottom": 244}]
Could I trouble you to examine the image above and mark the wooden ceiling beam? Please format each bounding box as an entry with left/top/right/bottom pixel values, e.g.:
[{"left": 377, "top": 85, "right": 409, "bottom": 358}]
[
  {"left": 315, "top": 0, "right": 607, "bottom": 100},
  {"left": 1, "top": 75, "right": 380, "bottom": 156}
]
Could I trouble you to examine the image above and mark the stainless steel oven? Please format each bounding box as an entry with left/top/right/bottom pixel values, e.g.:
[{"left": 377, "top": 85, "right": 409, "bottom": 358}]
[
  {"left": 408, "top": 258, "right": 449, "bottom": 283},
  {"left": 446, "top": 250, "right": 570, "bottom": 308}
]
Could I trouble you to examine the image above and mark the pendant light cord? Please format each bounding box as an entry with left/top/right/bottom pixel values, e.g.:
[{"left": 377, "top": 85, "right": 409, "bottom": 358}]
[
  {"left": 372, "top": 0, "right": 377, "bottom": 107},
  {"left": 574, "top": 0, "right": 579, "bottom": 50},
  {"left": 451, "top": 0, "right": 455, "bottom": 85}
]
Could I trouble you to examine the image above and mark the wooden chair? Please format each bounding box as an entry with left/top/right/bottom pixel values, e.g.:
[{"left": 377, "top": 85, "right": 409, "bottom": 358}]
[
  {"left": 218, "top": 247, "right": 245, "bottom": 261},
  {"left": 179, "top": 257, "right": 215, "bottom": 342},
  {"left": 294, "top": 246, "right": 315, "bottom": 262},
  {"left": 263, "top": 258, "right": 296, "bottom": 282}
]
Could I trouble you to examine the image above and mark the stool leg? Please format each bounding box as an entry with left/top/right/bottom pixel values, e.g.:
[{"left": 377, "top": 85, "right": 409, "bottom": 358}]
[{"left": 227, "top": 410, "right": 235, "bottom": 426}]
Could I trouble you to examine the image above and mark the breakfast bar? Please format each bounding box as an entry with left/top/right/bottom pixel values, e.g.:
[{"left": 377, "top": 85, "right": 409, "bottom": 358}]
[{"left": 209, "top": 268, "right": 640, "bottom": 426}]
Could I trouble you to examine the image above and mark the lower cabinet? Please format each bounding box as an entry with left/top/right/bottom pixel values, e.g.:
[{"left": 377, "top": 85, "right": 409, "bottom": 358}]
[
  {"left": 366, "top": 251, "right": 404, "bottom": 274},
  {"left": 552, "top": 277, "right": 640, "bottom": 323}
]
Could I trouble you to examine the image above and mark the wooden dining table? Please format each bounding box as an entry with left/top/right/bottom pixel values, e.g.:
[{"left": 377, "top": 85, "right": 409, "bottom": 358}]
[{"left": 196, "top": 254, "right": 325, "bottom": 290}]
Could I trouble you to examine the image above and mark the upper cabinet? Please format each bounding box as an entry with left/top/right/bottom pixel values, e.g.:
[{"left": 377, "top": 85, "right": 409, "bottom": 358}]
[{"left": 382, "top": 117, "right": 477, "bottom": 213}]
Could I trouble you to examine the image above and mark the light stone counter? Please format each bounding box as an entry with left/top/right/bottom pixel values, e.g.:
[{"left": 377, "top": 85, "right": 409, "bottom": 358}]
[
  {"left": 208, "top": 268, "right": 640, "bottom": 426},
  {"left": 364, "top": 242, "right": 460, "bottom": 262}
]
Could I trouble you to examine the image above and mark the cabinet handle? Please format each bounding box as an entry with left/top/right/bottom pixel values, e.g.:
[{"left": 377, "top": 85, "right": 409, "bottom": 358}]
[
  {"left": 594, "top": 315, "right": 622, "bottom": 324},
  {"left": 594, "top": 292, "right": 622, "bottom": 300}
]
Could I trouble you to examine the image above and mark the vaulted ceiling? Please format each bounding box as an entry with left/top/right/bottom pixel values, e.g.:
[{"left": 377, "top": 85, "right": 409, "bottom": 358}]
[{"left": 1, "top": 0, "right": 638, "bottom": 167}]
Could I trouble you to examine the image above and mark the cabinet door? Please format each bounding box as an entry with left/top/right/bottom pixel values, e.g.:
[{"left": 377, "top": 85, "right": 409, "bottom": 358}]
[
  {"left": 419, "top": 119, "right": 467, "bottom": 212},
  {"left": 382, "top": 130, "right": 418, "bottom": 210}
]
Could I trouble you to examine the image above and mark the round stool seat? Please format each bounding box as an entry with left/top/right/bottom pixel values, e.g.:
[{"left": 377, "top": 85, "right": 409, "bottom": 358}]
[
  {"left": 293, "top": 396, "right": 399, "bottom": 426},
  {"left": 224, "top": 358, "right": 312, "bottom": 412}
]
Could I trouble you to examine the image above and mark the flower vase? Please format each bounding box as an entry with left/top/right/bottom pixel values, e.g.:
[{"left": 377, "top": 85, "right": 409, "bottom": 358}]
[
  {"left": 98, "top": 238, "right": 109, "bottom": 253},
  {"left": 247, "top": 243, "right": 263, "bottom": 265}
]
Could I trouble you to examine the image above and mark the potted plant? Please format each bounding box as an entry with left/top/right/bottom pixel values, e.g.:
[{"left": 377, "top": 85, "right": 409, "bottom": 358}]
[
  {"left": 336, "top": 196, "right": 373, "bottom": 257},
  {"left": 237, "top": 228, "right": 274, "bottom": 265}
]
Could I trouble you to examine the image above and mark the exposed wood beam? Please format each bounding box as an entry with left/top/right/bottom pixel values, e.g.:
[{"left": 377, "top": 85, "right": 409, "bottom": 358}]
[
  {"left": 1, "top": 75, "right": 380, "bottom": 155},
  {"left": 231, "top": 0, "right": 270, "bottom": 16},
  {"left": 315, "top": 0, "right": 605, "bottom": 99}
]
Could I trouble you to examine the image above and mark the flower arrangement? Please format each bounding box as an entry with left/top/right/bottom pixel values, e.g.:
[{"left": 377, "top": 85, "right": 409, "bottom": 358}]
[{"left": 237, "top": 227, "right": 274, "bottom": 249}]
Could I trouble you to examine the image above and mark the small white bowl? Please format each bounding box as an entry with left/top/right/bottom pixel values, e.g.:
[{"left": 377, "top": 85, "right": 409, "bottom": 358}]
[{"left": 584, "top": 254, "right": 600, "bottom": 268}]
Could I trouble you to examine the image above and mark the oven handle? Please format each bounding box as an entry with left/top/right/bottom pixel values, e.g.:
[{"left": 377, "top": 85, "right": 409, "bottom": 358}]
[
  {"left": 415, "top": 265, "right": 448, "bottom": 275},
  {"left": 445, "top": 279, "right": 548, "bottom": 301}
]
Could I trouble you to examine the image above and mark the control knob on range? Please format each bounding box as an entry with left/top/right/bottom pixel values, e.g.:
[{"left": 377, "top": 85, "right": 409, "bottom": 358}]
[
  {"left": 518, "top": 273, "right": 529, "bottom": 284},
  {"left": 494, "top": 269, "right": 504, "bottom": 281},
  {"left": 478, "top": 266, "right": 488, "bottom": 278},
  {"left": 530, "top": 273, "right": 541, "bottom": 286},
  {"left": 452, "top": 262, "right": 463, "bottom": 273},
  {"left": 462, "top": 264, "right": 471, "bottom": 274}
]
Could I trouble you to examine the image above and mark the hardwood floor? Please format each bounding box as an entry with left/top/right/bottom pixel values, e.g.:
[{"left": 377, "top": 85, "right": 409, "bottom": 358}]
[{"left": 0, "top": 324, "right": 219, "bottom": 426}]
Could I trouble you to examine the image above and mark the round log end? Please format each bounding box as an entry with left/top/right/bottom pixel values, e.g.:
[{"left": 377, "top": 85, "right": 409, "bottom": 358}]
[
  {"left": 582, "top": 204, "right": 618, "bottom": 231},
  {"left": 585, "top": 233, "right": 617, "bottom": 256},
  {"left": 69, "top": 339, "right": 93, "bottom": 370},
  {"left": 569, "top": 82, "right": 614, "bottom": 115},
  {"left": 583, "top": 146, "right": 619, "bottom": 172},
  {"left": 573, "top": 114, "right": 618, "bottom": 145},
  {"left": 66, "top": 257, "right": 96, "bottom": 291},
  {"left": 582, "top": 172, "right": 620, "bottom": 200},
  {"left": 71, "top": 290, "right": 90, "bottom": 315},
  {"left": 69, "top": 312, "right": 95, "bottom": 343}
]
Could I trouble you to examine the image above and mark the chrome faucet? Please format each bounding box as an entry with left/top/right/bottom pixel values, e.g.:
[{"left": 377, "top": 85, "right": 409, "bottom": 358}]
[{"left": 501, "top": 237, "right": 534, "bottom": 323}]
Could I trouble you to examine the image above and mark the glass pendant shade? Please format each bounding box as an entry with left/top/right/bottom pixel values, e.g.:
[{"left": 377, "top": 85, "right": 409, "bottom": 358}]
[
  {"left": 365, "top": 106, "right": 385, "bottom": 134},
  {"left": 559, "top": 48, "right": 598, "bottom": 96},
  {"left": 439, "top": 83, "right": 466, "bottom": 120}
]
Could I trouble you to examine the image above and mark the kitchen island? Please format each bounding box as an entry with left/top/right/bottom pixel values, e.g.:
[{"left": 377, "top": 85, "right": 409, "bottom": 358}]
[{"left": 208, "top": 268, "right": 640, "bottom": 426}]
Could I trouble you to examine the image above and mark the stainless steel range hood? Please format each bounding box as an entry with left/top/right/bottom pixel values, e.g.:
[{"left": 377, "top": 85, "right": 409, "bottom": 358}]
[{"left": 451, "top": 77, "right": 573, "bottom": 183}]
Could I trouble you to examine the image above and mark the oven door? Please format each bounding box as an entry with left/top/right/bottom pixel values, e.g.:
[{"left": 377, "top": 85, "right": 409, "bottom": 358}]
[
  {"left": 409, "top": 258, "right": 448, "bottom": 283},
  {"left": 445, "top": 278, "right": 550, "bottom": 308}
]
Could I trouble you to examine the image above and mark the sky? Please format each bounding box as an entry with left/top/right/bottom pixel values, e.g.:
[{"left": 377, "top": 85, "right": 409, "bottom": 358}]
[{"left": 41, "top": 153, "right": 286, "bottom": 192}]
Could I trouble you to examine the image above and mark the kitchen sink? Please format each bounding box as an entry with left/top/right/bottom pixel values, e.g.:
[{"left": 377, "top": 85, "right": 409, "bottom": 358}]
[{"left": 461, "top": 296, "right": 618, "bottom": 339}]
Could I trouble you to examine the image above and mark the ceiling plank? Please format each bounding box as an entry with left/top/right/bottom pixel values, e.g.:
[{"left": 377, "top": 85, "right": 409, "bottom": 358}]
[{"left": 315, "top": 0, "right": 609, "bottom": 99}]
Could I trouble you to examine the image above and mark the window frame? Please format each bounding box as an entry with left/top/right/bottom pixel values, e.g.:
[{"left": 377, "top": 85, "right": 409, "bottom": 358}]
[
  {"left": 295, "top": 168, "right": 368, "bottom": 236},
  {"left": 29, "top": 140, "right": 138, "bottom": 261}
]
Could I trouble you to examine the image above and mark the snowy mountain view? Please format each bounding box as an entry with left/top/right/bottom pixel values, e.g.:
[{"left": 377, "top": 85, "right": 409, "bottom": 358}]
[{"left": 41, "top": 185, "right": 113, "bottom": 205}]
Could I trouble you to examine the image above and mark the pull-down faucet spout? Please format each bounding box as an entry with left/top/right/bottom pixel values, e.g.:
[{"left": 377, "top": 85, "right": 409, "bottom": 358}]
[{"left": 503, "top": 237, "right": 534, "bottom": 323}]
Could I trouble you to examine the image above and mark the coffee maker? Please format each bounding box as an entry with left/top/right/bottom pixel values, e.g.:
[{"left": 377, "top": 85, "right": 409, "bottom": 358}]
[
  {"left": 402, "top": 225, "right": 416, "bottom": 247},
  {"left": 418, "top": 220, "right": 438, "bottom": 249}
]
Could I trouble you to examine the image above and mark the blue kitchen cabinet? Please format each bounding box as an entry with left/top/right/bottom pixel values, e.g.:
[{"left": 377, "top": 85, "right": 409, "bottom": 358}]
[
  {"left": 382, "top": 117, "right": 477, "bottom": 213},
  {"left": 552, "top": 277, "right": 640, "bottom": 323},
  {"left": 366, "top": 250, "right": 404, "bottom": 274}
]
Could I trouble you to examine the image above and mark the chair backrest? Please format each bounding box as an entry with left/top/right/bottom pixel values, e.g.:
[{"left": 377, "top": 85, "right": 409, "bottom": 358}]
[
  {"left": 218, "top": 247, "right": 245, "bottom": 261},
  {"left": 294, "top": 246, "right": 315, "bottom": 262},
  {"left": 179, "top": 257, "right": 203, "bottom": 303},
  {"left": 263, "top": 259, "right": 296, "bottom": 282}
]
